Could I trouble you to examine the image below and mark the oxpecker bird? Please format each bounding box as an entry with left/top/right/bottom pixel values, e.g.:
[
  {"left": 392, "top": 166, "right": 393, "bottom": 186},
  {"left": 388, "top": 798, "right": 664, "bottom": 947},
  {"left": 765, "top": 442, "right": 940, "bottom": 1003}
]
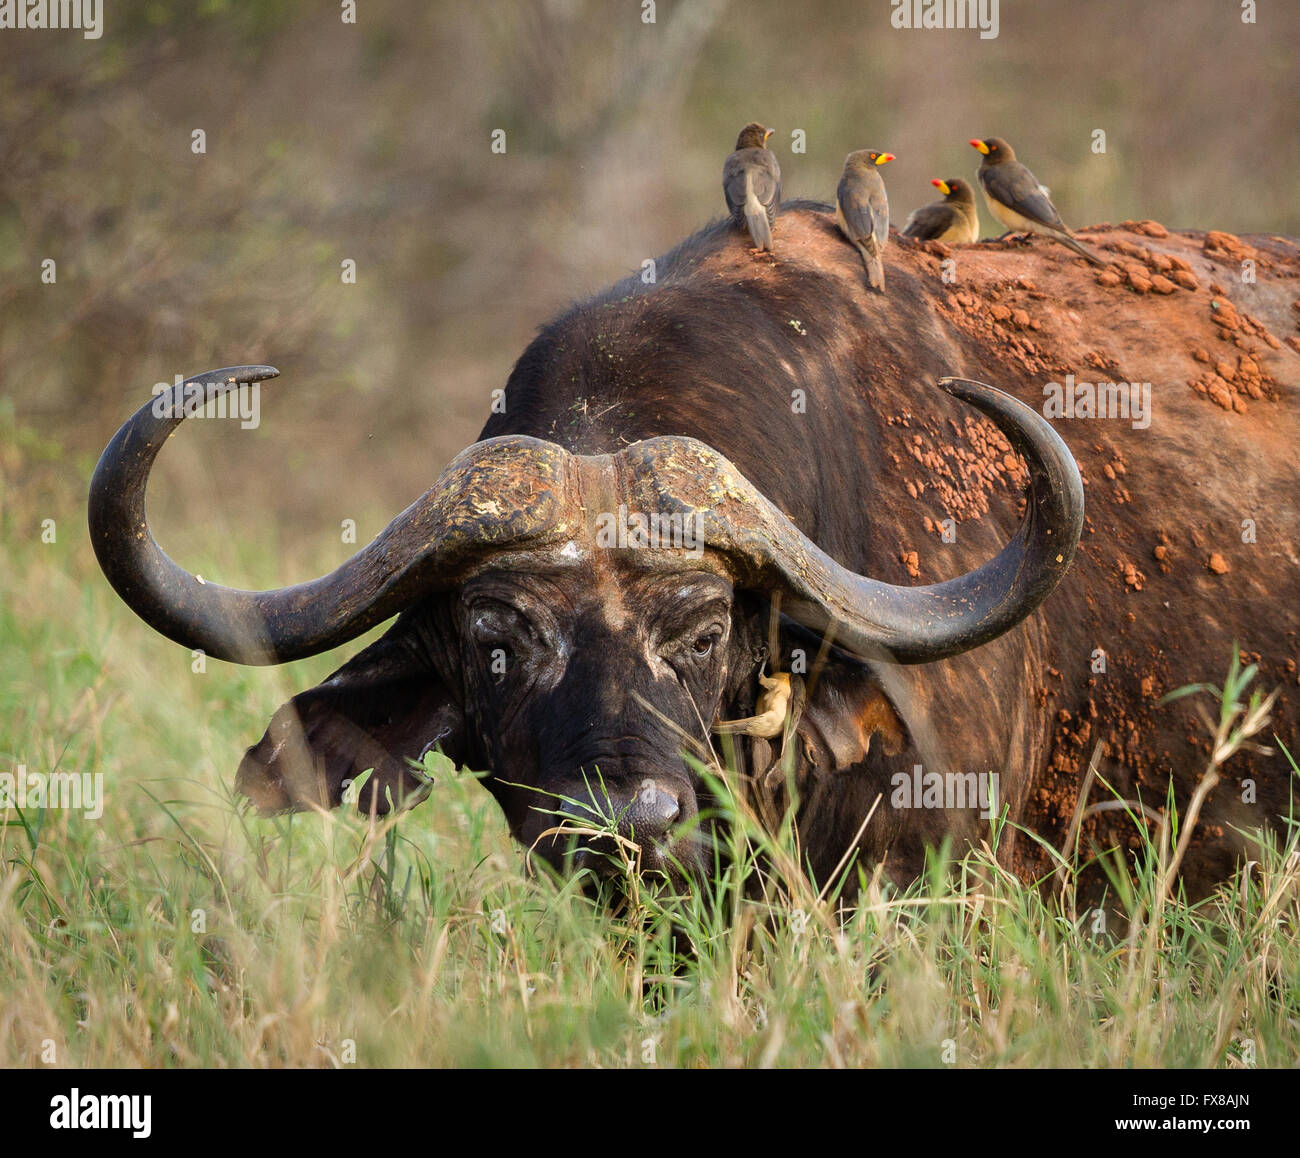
[
  {"left": 723, "top": 123, "right": 781, "bottom": 252},
  {"left": 836, "top": 149, "right": 895, "bottom": 292},
  {"left": 970, "top": 137, "right": 1106, "bottom": 265},
  {"left": 902, "top": 177, "right": 979, "bottom": 244}
]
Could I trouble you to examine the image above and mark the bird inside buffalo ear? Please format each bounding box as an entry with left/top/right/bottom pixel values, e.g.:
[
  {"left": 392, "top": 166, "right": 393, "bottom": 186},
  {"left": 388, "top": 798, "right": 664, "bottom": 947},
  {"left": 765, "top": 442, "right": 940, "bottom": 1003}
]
[
  {"left": 725, "top": 632, "right": 909, "bottom": 780},
  {"left": 236, "top": 614, "right": 468, "bottom": 816},
  {"left": 726, "top": 641, "right": 911, "bottom": 883}
]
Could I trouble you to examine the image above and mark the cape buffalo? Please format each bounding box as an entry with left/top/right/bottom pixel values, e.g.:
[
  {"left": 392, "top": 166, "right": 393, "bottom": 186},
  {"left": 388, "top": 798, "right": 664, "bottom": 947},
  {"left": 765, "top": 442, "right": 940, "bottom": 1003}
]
[{"left": 89, "top": 204, "right": 1298, "bottom": 898}]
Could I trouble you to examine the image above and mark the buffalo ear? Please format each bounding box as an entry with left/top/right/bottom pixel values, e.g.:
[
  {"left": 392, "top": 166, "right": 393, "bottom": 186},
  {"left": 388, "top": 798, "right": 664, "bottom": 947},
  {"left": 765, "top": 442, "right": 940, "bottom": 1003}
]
[
  {"left": 796, "top": 662, "right": 906, "bottom": 775},
  {"left": 235, "top": 627, "right": 465, "bottom": 816}
]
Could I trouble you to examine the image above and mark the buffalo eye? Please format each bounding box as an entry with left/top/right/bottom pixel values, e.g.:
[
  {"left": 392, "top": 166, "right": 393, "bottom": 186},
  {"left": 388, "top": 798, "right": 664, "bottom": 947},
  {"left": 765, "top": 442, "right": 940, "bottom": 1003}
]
[
  {"left": 691, "top": 630, "right": 721, "bottom": 658},
  {"left": 475, "top": 637, "right": 513, "bottom": 682},
  {"left": 468, "top": 602, "right": 533, "bottom": 677}
]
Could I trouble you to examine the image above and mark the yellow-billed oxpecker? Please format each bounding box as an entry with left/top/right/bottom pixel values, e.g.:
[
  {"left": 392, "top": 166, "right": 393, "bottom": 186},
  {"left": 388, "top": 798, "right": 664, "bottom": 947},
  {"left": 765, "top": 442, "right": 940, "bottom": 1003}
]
[
  {"left": 970, "top": 137, "right": 1106, "bottom": 266},
  {"left": 902, "top": 177, "right": 979, "bottom": 244},
  {"left": 723, "top": 123, "right": 781, "bottom": 252},
  {"left": 836, "top": 149, "right": 895, "bottom": 292}
]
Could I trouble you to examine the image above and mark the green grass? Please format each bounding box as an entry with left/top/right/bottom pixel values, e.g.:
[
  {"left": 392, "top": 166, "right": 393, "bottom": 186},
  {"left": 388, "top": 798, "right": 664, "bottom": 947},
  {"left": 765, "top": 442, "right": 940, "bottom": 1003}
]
[{"left": 2, "top": 453, "right": 1298, "bottom": 1069}]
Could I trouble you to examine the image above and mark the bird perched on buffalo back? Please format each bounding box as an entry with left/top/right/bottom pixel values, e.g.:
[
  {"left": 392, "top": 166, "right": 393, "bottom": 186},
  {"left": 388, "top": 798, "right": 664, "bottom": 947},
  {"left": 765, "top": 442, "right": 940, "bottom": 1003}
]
[
  {"left": 902, "top": 177, "right": 979, "bottom": 244},
  {"left": 723, "top": 123, "right": 781, "bottom": 252},
  {"left": 970, "top": 137, "right": 1106, "bottom": 266},
  {"left": 836, "top": 150, "right": 895, "bottom": 292}
]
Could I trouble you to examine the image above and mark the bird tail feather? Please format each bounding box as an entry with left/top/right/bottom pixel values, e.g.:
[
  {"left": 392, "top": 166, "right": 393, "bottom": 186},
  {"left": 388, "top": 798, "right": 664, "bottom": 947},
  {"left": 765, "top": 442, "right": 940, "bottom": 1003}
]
[
  {"left": 1060, "top": 232, "right": 1107, "bottom": 267},
  {"left": 859, "top": 243, "right": 885, "bottom": 292},
  {"left": 745, "top": 191, "right": 773, "bottom": 251}
]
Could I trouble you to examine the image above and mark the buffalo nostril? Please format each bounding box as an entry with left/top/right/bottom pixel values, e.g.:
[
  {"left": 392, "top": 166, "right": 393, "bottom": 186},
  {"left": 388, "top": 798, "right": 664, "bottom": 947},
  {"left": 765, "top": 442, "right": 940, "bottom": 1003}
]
[
  {"left": 637, "top": 778, "right": 679, "bottom": 823},
  {"left": 615, "top": 778, "right": 681, "bottom": 846}
]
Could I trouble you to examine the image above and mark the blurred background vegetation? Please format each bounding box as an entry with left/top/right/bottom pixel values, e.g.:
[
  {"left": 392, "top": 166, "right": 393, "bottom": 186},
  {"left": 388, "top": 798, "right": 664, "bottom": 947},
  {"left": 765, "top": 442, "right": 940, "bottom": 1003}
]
[{"left": 1, "top": 0, "right": 1296, "bottom": 557}]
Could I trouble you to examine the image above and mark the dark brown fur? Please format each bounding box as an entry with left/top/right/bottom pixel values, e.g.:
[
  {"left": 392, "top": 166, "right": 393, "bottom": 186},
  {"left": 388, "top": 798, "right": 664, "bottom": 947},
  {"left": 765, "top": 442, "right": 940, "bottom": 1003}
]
[{"left": 242, "top": 204, "right": 1299, "bottom": 898}]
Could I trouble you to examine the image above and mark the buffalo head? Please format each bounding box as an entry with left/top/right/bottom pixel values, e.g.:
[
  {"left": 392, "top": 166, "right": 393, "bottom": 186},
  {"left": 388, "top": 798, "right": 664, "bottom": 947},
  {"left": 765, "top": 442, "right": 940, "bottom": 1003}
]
[{"left": 89, "top": 366, "right": 1082, "bottom": 884}]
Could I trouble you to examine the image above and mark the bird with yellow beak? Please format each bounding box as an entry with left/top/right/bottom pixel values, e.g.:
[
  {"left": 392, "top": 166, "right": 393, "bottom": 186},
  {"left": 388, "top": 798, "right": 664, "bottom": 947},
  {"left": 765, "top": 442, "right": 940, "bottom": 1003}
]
[
  {"left": 723, "top": 123, "right": 782, "bottom": 252},
  {"left": 902, "top": 177, "right": 979, "bottom": 244},
  {"left": 970, "top": 137, "right": 1106, "bottom": 265},
  {"left": 835, "top": 149, "right": 895, "bottom": 292}
]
